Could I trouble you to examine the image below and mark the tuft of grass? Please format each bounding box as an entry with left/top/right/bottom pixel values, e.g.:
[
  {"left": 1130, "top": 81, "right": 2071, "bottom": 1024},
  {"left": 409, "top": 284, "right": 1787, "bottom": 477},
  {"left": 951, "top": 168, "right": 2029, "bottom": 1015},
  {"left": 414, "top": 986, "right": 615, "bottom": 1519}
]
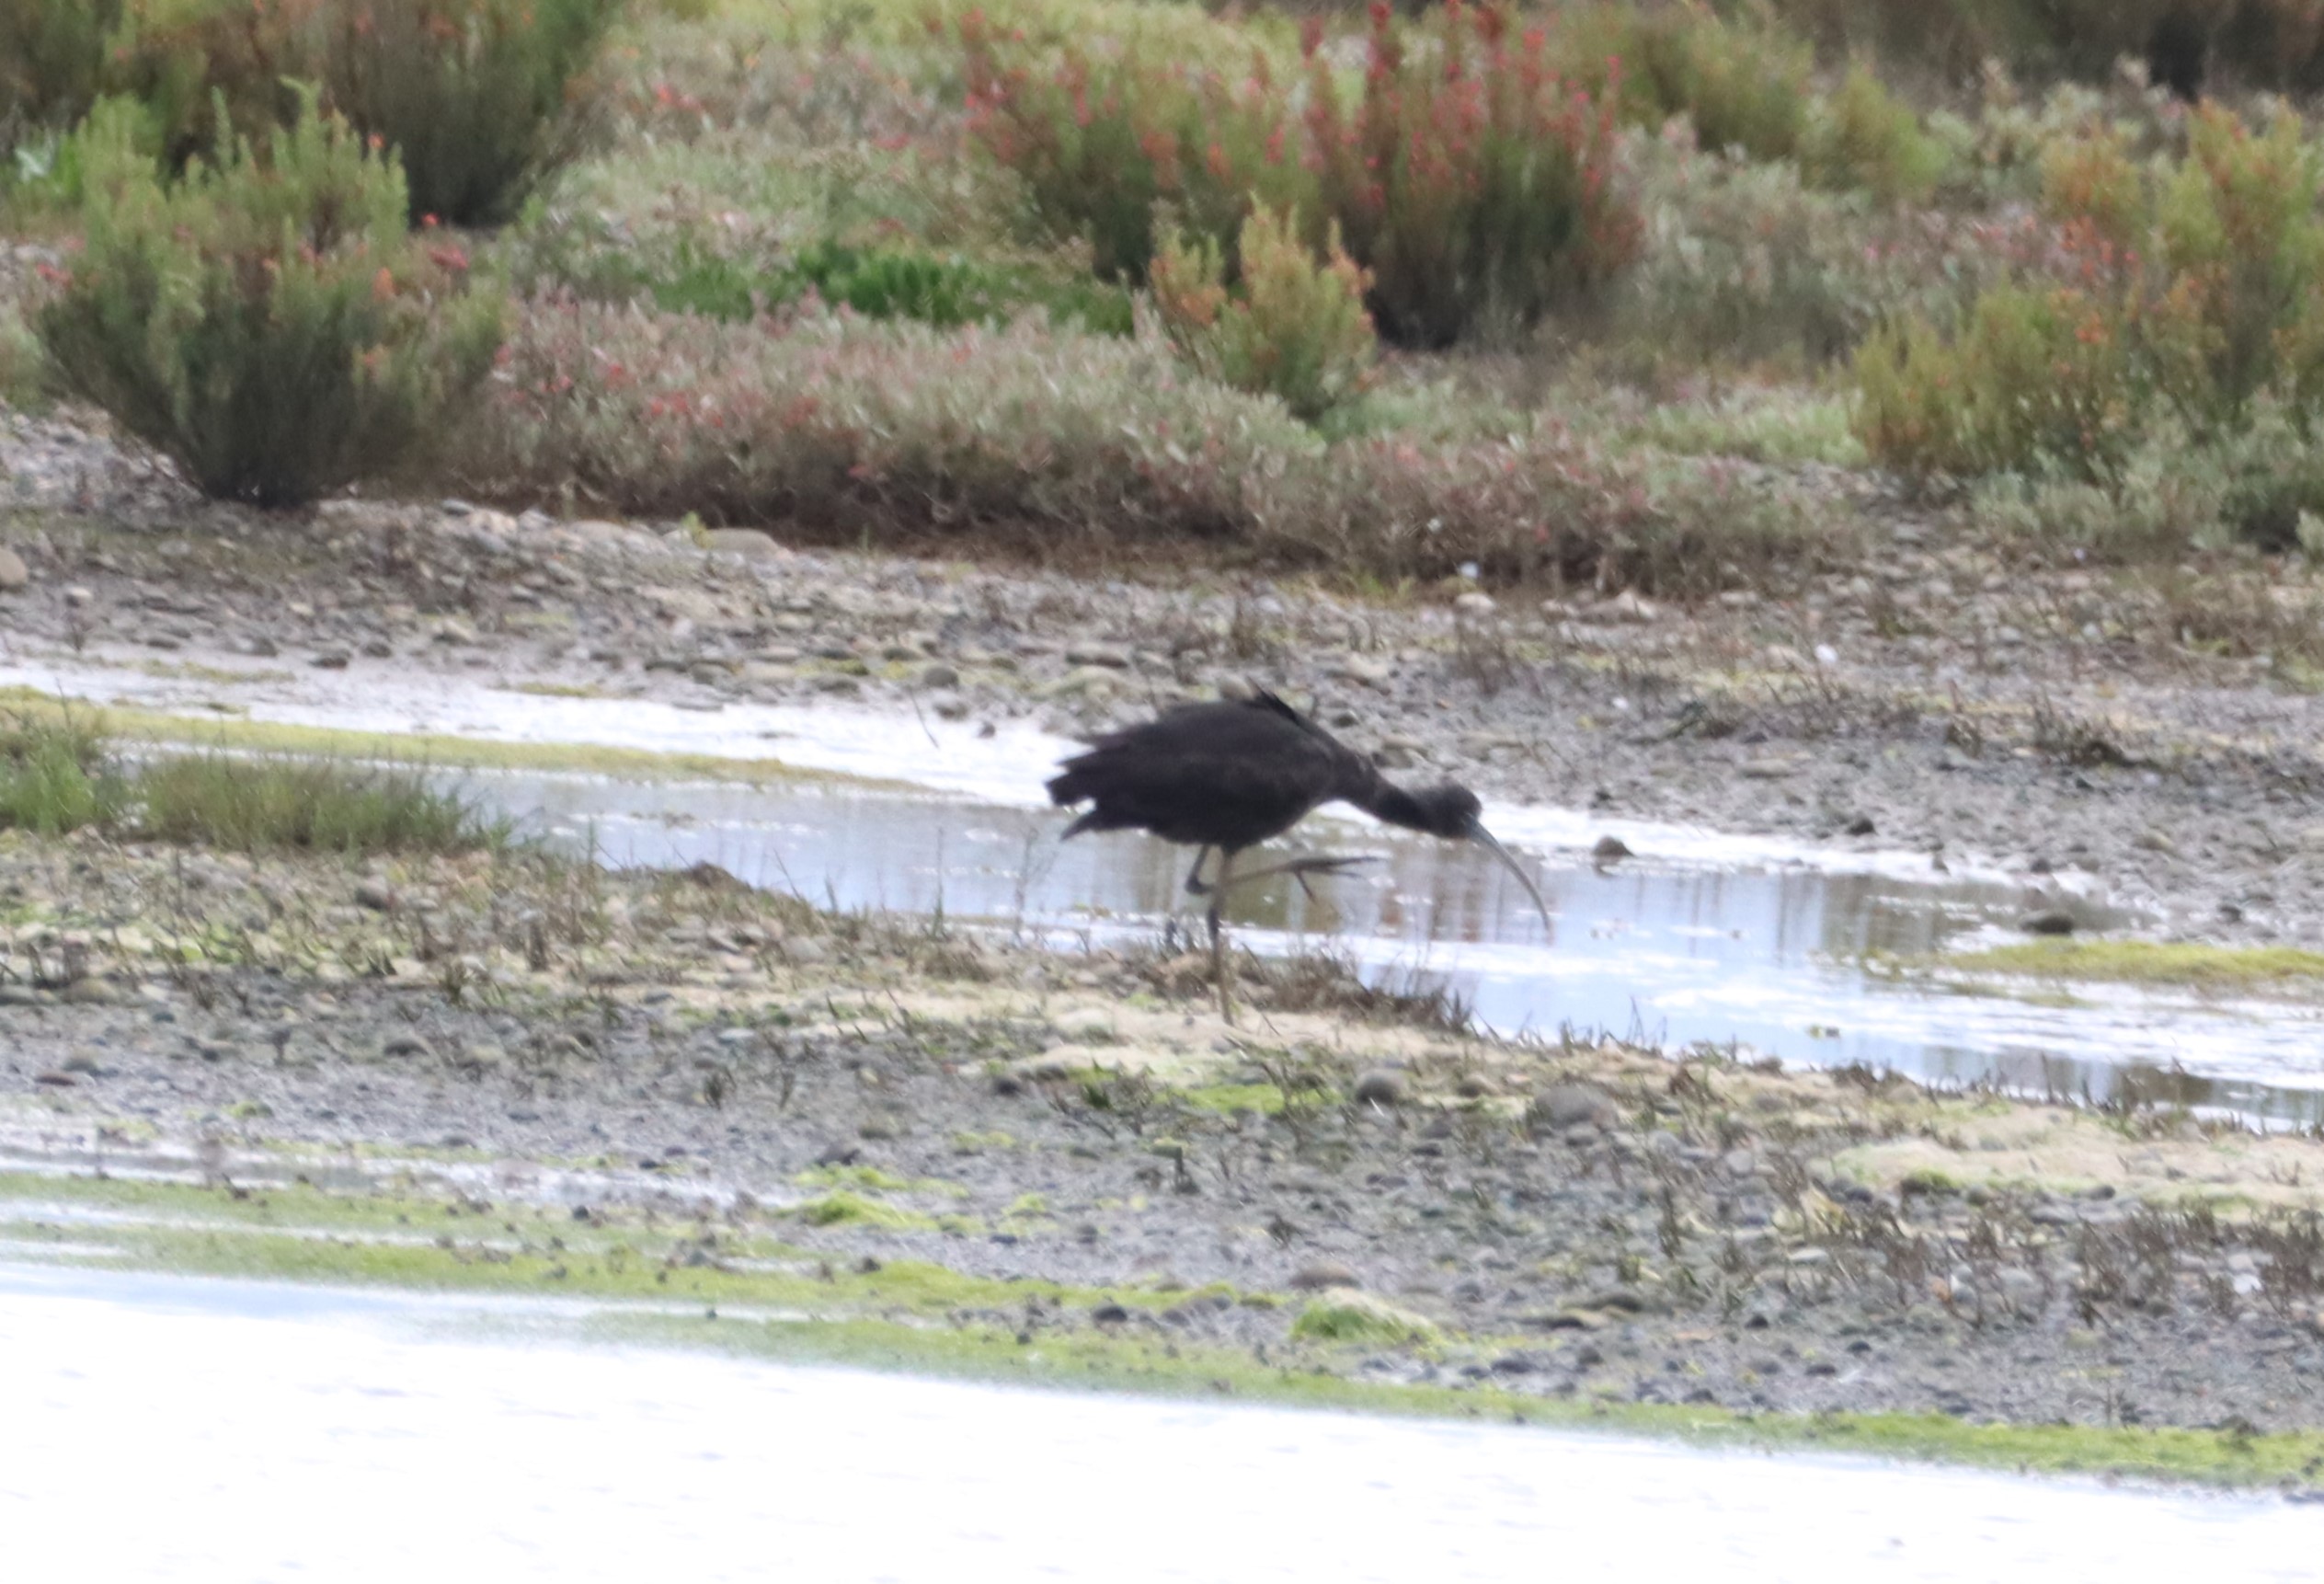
[
  {"left": 1945, "top": 939, "right": 2324, "bottom": 993},
  {"left": 134, "top": 753, "right": 512, "bottom": 856},
  {"left": 0, "top": 302, "right": 52, "bottom": 412},
  {"left": 0, "top": 709, "right": 122, "bottom": 833}
]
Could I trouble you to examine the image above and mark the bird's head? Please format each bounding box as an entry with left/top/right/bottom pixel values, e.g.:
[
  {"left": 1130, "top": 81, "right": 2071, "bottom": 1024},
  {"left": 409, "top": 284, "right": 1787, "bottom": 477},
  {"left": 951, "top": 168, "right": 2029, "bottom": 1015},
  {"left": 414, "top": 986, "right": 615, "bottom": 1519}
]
[
  {"left": 1403, "top": 783, "right": 1486, "bottom": 840},
  {"left": 1407, "top": 783, "right": 1552, "bottom": 934}
]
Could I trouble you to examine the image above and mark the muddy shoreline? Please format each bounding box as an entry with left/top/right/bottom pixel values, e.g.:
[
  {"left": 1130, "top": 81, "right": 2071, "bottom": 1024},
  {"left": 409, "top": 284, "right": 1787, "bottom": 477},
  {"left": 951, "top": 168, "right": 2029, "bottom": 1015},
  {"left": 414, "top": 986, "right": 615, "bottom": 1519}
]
[
  {"left": 10, "top": 407, "right": 2324, "bottom": 950},
  {"left": 3, "top": 837, "right": 2322, "bottom": 1473},
  {"left": 6, "top": 414, "right": 2324, "bottom": 1478}
]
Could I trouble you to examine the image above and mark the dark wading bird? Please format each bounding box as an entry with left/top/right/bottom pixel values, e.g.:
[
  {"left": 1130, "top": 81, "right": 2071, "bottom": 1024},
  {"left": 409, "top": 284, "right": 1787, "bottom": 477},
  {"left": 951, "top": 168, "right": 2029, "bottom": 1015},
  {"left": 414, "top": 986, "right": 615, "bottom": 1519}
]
[{"left": 1047, "top": 689, "right": 1552, "bottom": 1022}]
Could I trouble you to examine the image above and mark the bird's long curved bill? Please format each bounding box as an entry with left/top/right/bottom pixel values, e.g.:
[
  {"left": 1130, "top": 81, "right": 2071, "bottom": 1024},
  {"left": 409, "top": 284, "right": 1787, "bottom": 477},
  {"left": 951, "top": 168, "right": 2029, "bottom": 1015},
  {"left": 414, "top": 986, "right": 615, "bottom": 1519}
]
[{"left": 1470, "top": 825, "right": 1553, "bottom": 935}]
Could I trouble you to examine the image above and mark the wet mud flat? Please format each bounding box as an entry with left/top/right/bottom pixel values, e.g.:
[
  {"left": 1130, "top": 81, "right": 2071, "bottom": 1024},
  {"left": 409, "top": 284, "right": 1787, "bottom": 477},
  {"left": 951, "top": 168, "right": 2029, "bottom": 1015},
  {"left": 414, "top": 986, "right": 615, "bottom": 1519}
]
[
  {"left": 9, "top": 455, "right": 2324, "bottom": 955},
  {"left": 5, "top": 835, "right": 2324, "bottom": 1482}
]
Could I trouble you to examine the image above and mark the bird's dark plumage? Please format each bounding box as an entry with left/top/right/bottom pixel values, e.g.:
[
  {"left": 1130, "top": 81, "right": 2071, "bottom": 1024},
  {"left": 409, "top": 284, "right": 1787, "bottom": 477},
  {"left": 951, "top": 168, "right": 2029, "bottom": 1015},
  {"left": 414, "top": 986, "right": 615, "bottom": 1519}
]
[
  {"left": 1047, "top": 688, "right": 1548, "bottom": 1021},
  {"left": 1047, "top": 689, "right": 1494, "bottom": 851}
]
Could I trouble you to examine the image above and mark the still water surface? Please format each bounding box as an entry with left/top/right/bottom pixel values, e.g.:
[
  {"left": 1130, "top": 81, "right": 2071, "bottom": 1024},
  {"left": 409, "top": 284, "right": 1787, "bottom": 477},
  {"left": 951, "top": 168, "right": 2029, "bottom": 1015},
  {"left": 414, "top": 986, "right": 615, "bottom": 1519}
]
[
  {"left": 1, "top": 1264, "right": 2313, "bottom": 1583},
  {"left": 505, "top": 771, "right": 2324, "bottom": 1126},
  {"left": 10, "top": 650, "right": 2322, "bottom": 1123}
]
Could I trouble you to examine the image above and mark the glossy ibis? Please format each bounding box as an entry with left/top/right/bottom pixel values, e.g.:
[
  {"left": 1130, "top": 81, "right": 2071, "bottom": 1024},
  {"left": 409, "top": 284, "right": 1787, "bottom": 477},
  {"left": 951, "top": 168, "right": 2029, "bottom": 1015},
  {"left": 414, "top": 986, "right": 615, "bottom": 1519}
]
[{"left": 1047, "top": 689, "right": 1551, "bottom": 1021}]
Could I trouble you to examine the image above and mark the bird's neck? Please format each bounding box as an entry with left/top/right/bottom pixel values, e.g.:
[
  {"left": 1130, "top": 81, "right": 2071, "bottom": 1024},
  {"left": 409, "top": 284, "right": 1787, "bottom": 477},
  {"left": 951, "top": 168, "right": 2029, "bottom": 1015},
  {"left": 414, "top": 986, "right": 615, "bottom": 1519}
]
[{"left": 1351, "top": 775, "right": 1433, "bottom": 834}]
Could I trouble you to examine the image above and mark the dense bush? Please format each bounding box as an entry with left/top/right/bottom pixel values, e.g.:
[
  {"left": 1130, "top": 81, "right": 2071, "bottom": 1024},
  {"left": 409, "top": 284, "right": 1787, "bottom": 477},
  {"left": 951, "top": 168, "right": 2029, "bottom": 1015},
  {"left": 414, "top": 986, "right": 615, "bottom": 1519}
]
[
  {"left": 1856, "top": 104, "right": 2324, "bottom": 485},
  {"left": 35, "top": 93, "right": 503, "bottom": 507},
  {"left": 1304, "top": 2, "right": 1639, "bottom": 348},
  {"left": 1801, "top": 62, "right": 1948, "bottom": 204},
  {"left": 1854, "top": 282, "right": 2135, "bottom": 477},
  {"left": 1553, "top": 2, "right": 1813, "bottom": 163},
  {"left": 319, "top": 0, "right": 623, "bottom": 225},
  {"left": 1151, "top": 206, "right": 1376, "bottom": 421},
  {"left": 957, "top": 11, "right": 1301, "bottom": 283},
  {"left": 9, "top": 0, "right": 612, "bottom": 222},
  {"left": 0, "top": 0, "right": 124, "bottom": 155},
  {"left": 102, "top": 0, "right": 318, "bottom": 173},
  {"left": 1609, "top": 123, "right": 2095, "bottom": 375},
  {"left": 454, "top": 293, "right": 1848, "bottom": 592},
  {"left": 960, "top": 3, "right": 1638, "bottom": 347}
]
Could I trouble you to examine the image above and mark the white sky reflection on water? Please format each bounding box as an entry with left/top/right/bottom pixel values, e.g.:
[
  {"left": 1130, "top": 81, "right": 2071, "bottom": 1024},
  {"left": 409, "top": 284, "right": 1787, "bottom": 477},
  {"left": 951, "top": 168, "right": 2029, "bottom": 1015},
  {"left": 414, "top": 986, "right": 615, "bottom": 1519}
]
[{"left": 0, "top": 1266, "right": 2314, "bottom": 1584}]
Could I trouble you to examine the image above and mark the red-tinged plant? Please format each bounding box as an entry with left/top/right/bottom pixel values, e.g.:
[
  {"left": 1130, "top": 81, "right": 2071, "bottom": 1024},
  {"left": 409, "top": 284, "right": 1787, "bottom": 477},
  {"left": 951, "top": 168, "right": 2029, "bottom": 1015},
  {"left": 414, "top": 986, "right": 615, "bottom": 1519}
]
[
  {"left": 458, "top": 295, "right": 1840, "bottom": 593},
  {"left": 958, "top": 9, "right": 1302, "bottom": 283},
  {"left": 1855, "top": 281, "right": 2134, "bottom": 478},
  {"left": 2148, "top": 105, "right": 2324, "bottom": 426},
  {"left": 1305, "top": 2, "right": 1640, "bottom": 349},
  {"left": 1860, "top": 102, "right": 2324, "bottom": 489},
  {"left": 2038, "top": 121, "right": 2149, "bottom": 256}
]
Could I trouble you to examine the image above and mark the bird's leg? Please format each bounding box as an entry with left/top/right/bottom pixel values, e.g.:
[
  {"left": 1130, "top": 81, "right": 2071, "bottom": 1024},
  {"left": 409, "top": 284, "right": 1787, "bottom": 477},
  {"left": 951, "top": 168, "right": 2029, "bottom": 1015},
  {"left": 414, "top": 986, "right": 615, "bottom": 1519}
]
[
  {"left": 1208, "top": 849, "right": 1236, "bottom": 1027},
  {"left": 1183, "top": 845, "right": 1215, "bottom": 897},
  {"left": 1215, "top": 853, "right": 1377, "bottom": 902}
]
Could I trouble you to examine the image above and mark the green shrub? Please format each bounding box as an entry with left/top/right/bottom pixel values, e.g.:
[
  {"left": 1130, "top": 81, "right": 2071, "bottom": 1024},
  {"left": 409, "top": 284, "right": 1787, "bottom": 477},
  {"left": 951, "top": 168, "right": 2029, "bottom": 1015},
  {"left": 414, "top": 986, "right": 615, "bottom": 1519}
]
[
  {"left": 0, "top": 710, "right": 120, "bottom": 835},
  {"left": 0, "top": 0, "right": 124, "bottom": 155},
  {"left": 623, "top": 236, "right": 1134, "bottom": 334},
  {"left": 102, "top": 0, "right": 318, "bottom": 173},
  {"left": 1150, "top": 207, "right": 1376, "bottom": 421},
  {"left": 2147, "top": 106, "right": 2324, "bottom": 427},
  {"left": 1856, "top": 104, "right": 2324, "bottom": 491},
  {"left": 1802, "top": 62, "right": 1947, "bottom": 204},
  {"left": 0, "top": 302, "right": 51, "bottom": 410},
  {"left": 1306, "top": 3, "right": 1639, "bottom": 348},
  {"left": 1555, "top": 2, "right": 1812, "bottom": 163},
  {"left": 318, "top": 0, "right": 622, "bottom": 226},
  {"left": 35, "top": 92, "right": 503, "bottom": 508},
  {"left": 1971, "top": 396, "right": 2324, "bottom": 558},
  {"left": 136, "top": 753, "right": 509, "bottom": 853},
  {"left": 1855, "top": 283, "right": 2133, "bottom": 476}
]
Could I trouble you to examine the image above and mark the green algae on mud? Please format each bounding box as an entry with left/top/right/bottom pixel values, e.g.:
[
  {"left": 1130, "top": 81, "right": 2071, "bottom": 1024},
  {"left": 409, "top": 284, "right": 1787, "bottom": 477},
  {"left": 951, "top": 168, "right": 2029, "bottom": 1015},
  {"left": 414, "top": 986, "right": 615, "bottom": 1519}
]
[
  {"left": 0, "top": 686, "right": 916, "bottom": 791},
  {"left": 4, "top": 1172, "right": 2320, "bottom": 1494},
  {"left": 1943, "top": 939, "right": 2324, "bottom": 993}
]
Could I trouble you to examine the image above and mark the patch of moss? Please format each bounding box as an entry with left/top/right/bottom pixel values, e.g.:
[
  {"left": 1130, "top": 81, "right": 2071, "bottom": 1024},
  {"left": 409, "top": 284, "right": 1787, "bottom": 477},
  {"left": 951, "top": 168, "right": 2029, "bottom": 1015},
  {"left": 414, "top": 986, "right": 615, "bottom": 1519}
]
[
  {"left": 793, "top": 1191, "right": 940, "bottom": 1232},
  {"left": 1289, "top": 1291, "right": 1441, "bottom": 1346},
  {"left": 1174, "top": 1082, "right": 1286, "bottom": 1116},
  {"left": 794, "top": 1165, "right": 918, "bottom": 1194},
  {"left": 1945, "top": 939, "right": 2324, "bottom": 993}
]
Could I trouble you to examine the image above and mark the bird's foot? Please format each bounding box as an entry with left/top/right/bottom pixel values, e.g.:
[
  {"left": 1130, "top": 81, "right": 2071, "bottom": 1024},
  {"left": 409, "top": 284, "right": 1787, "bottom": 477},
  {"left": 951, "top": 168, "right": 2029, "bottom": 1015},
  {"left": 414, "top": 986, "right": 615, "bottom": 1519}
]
[
  {"left": 1222, "top": 854, "right": 1376, "bottom": 902},
  {"left": 1284, "top": 855, "right": 1374, "bottom": 901}
]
